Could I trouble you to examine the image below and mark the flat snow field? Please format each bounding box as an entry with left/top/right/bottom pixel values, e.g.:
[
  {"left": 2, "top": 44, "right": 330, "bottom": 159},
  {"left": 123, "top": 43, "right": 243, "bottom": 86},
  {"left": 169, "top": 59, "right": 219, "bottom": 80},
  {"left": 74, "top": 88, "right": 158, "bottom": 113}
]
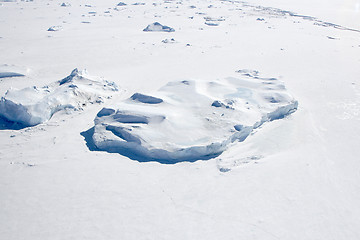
[{"left": 1, "top": 0, "right": 360, "bottom": 239}]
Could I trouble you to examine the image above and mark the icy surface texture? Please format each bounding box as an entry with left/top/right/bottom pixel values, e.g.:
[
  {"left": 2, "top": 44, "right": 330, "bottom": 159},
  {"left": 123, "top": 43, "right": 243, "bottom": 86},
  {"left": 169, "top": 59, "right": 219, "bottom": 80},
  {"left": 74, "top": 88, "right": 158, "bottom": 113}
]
[
  {"left": 90, "top": 74, "right": 298, "bottom": 163},
  {"left": 0, "top": 64, "right": 28, "bottom": 78},
  {"left": 0, "top": 68, "right": 118, "bottom": 127},
  {"left": 143, "top": 22, "right": 175, "bottom": 32}
]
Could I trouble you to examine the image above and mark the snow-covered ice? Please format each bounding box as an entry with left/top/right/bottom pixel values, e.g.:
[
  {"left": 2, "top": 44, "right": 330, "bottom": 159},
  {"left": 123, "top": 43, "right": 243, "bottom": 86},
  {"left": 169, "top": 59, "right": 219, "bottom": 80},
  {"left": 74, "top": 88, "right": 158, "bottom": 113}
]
[
  {"left": 143, "top": 22, "right": 175, "bottom": 32},
  {"left": 117, "top": 2, "right": 127, "bottom": 7},
  {"left": 1, "top": 0, "right": 360, "bottom": 239},
  {"left": 0, "top": 64, "right": 27, "bottom": 79},
  {"left": 89, "top": 73, "right": 297, "bottom": 162},
  {"left": 0, "top": 68, "right": 118, "bottom": 128}
]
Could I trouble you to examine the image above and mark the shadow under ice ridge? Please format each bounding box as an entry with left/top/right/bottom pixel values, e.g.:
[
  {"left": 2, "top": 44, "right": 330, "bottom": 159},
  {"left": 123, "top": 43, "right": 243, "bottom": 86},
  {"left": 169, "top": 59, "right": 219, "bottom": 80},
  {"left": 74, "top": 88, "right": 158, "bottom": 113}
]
[{"left": 80, "top": 127, "right": 221, "bottom": 164}]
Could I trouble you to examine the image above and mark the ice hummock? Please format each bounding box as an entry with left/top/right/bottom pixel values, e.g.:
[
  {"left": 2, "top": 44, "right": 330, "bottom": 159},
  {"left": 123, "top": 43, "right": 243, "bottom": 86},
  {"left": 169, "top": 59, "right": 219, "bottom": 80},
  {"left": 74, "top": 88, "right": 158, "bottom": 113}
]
[
  {"left": 88, "top": 74, "right": 298, "bottom": 163},
  {"left": 0, "top": 68, "right": 118, "bottom": 128}
]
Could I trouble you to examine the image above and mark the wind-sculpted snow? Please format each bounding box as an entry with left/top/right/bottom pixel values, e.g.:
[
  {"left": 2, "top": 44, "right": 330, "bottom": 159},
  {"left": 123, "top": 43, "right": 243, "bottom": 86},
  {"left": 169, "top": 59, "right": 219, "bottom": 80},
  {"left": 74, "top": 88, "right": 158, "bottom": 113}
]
[
  {"left": 0, "top": 64, "right": 28, "bottom": 79},
  {"left": 88, "top": 73, "right": 298, "bottom": 163},
  {"left": 0, "top": 72, "right": 24, "bottom": 78},
  {"left": 0, "top": 69, "right": 118, "bottom": 128}
]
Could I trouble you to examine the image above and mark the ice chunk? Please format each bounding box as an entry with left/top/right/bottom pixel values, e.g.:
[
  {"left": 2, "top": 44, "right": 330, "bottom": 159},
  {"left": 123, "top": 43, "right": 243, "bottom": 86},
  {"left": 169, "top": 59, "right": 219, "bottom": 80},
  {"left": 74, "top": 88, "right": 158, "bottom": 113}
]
[
  {"left": 143, "top": 22, "right": 175, "bottom": 32},
  {"left": 87, "top": 74, "right": 298, "bottom": 163},
  {"left": 0, "top": 69, "right": 119, "bottom": 128}
]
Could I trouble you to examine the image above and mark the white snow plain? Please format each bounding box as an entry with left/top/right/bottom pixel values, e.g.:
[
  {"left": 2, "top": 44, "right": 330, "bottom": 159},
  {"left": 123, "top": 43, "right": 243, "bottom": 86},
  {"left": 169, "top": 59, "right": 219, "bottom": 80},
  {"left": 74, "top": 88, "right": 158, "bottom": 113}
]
[{"left": 1, "top": 0, "right": 360, "bottom": 239}]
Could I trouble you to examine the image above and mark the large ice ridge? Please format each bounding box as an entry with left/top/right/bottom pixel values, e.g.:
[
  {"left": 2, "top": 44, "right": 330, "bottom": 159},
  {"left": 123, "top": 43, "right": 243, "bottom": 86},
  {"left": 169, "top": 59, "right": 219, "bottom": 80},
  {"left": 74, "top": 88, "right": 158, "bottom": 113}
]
[{"left": 88, "top": 73, "right": 298, "bottom": 163}]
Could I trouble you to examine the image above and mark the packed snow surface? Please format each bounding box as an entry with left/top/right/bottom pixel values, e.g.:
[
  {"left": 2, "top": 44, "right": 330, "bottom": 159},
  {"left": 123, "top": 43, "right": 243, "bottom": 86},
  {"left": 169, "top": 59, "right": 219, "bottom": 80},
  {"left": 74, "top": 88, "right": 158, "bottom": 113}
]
[
  {"left": 0, "top": 69, "right": 118, "bottom": 127},
  {"left": 90, "top": 72, "right": 297, "bottom": 162}
]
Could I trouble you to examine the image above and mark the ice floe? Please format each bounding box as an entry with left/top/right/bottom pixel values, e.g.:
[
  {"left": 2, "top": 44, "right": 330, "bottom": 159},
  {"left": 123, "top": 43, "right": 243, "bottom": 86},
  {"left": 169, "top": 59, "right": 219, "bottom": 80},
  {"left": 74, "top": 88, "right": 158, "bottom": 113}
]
[
  {"left": 88, "top": 73, "right": 298, "bottom": 163},
  {"left": 0, "top": 69, "right": 118, "bottom": 128}
]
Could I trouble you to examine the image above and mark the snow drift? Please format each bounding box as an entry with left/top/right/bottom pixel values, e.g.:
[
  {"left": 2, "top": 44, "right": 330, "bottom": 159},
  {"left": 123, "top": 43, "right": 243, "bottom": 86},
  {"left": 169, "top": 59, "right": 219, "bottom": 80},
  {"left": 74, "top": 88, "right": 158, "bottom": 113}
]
[
  {"left": 89, "top": 72, "right": 298, "bottom": 163},
  {"left": 143, "top": 22, "right": 175, "bottom": 32},
  {"left": 0, "top": 68, "right": 118, "bottom": 128}
]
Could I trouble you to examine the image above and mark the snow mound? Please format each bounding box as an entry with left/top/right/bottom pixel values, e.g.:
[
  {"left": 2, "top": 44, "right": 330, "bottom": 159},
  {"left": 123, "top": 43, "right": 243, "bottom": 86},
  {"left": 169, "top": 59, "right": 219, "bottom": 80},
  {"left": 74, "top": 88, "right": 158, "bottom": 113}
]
[
  {"left": 0, "top": 64, "right": 28, "bottom": 79},
  {"left": 0, "top": 72, "right": 24, "bottom": 78},
  {"left": 0, "top": 69, "right": 118, "bottom": 128},
  {"left": 89, "top": 74, "right": 298, "bottom": 163},
  {"left": 143, "top": 22, "right": 175, "bottom": 32}
]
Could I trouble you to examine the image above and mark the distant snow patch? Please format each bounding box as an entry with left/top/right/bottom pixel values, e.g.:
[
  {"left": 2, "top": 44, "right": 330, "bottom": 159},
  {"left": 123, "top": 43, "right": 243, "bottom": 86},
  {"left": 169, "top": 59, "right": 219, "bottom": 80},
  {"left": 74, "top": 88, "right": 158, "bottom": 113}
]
[
  {"left": 0, "top": 69, "right": 119, "bottom": 128},
  {"left": 205, "top": 22, "right": 219, "bottom": 26},
  {"left": 47, "top": 26, "right": 62, "bottom": 31},
  {"left": 87, "top": 74, "right": 297, "bottom": 163},
  {"left": 60, "top": 2, "right": 70, "bottom": 7},
  {"left": 117, "top": 2, "right": 126, "bottom": 6},
  {"left": 0, "top": 64, "right": 28, "bottom": 79},
  {"left": 143, "top": 22, "right": 175, "bottom": 32},
  {"left": 204, "top": 16, "right": 225, "bottom": 22}
]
